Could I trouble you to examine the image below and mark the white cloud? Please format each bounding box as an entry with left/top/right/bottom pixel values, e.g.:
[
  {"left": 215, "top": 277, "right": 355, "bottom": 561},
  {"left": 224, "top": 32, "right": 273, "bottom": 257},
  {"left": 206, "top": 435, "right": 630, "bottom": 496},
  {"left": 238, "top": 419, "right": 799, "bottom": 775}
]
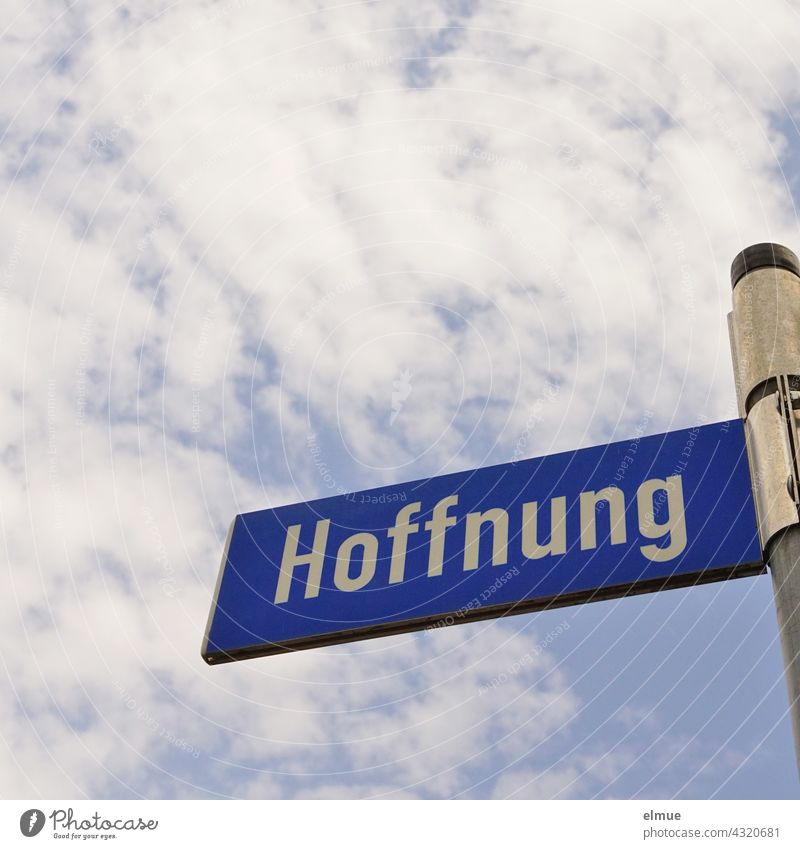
[{"left": 1, "top": 0, "right": 798, "bottom": 799}]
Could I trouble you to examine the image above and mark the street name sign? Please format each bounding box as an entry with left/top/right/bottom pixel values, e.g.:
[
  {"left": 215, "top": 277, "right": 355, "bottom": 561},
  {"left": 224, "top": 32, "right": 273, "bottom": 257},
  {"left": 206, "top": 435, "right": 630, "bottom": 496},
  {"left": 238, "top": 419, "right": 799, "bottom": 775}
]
[{"left": 203, "top": 419, "right": 763, "bottom": 664}]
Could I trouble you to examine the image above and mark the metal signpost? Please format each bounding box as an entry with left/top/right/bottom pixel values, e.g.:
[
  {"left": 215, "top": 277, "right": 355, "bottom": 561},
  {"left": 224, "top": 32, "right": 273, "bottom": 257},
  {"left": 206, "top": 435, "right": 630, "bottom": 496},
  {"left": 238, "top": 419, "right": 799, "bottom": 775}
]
[
  {"left": 203, "top": 241, "right": 800, "bottom": 776},
  {"left": 728, "top": 243, "right": 800, "bottom": 774}
]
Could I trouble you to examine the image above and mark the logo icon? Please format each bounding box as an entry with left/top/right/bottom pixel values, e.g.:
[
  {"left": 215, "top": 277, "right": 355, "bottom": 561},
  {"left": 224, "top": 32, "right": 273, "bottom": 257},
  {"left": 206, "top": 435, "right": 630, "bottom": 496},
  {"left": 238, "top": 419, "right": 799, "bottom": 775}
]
[
  {"left": 20, "top": 809, "right": 46, "bottom": 837},
  {"left": 390, "top": 369, "right": 413, "bottom": 426}
]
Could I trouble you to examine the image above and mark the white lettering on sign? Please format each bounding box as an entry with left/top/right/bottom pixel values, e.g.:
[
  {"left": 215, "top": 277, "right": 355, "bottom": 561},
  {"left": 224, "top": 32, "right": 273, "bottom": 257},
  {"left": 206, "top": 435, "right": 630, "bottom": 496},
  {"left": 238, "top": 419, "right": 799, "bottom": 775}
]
[{"left": 274, "top": 475, "right": 688, "bottom": 604}]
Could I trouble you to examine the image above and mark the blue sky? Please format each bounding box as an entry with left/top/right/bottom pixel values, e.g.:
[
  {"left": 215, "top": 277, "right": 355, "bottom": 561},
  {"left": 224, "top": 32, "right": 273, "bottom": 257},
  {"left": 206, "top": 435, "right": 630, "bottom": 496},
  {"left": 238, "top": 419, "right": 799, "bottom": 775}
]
[{"left": 2, "top": 0, "right": 800, "bottom": 799}]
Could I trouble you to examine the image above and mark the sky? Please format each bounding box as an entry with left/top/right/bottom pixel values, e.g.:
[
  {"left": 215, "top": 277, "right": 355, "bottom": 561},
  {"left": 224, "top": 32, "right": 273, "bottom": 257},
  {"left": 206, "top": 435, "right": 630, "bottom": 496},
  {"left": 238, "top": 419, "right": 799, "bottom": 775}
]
[{"left": 2, "top": 0, "right": 800, "bottom": 800}]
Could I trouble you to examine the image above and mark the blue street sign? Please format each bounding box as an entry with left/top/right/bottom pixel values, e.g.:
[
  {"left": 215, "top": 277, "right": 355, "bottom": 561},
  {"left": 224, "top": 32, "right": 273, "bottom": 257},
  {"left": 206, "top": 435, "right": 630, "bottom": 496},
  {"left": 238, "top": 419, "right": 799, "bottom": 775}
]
[{"left": 203, "top": 419, "right": 764, "bottom": 664}]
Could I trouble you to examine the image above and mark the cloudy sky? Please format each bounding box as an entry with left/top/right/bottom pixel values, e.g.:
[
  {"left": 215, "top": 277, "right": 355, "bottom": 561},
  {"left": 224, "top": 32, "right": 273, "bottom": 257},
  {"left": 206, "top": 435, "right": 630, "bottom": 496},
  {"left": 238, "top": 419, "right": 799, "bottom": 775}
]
[{"left": 2, "top": 0, "right": 799, "bottom": 799}]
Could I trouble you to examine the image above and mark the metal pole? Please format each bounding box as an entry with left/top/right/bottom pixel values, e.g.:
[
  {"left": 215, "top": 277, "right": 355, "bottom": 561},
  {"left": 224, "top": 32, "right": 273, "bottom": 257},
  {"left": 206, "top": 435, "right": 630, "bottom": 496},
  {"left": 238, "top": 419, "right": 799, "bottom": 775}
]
[
  {"left": 765, "top": 526, "right": 800, "bottom": 774},
  {"left": 729, "top": 242, "right": 800, "bottom": 776}
]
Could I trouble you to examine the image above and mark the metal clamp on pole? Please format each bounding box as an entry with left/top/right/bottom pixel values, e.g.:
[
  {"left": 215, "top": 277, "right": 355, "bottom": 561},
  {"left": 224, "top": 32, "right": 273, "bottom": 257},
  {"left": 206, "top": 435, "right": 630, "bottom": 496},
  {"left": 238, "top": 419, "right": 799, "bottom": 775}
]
[
  {"left": 729, "top": 242, "right": 800, "bottom": 775},
  {"left": 744, "top": 376, "right": 800, "bottom": 549}
]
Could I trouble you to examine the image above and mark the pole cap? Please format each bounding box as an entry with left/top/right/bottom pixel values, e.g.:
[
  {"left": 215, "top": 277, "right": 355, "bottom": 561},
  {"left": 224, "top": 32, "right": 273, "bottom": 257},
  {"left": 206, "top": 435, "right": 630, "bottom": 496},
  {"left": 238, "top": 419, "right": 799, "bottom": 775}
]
[{"left": 731, "top": 242, "right": 800, "bottom": 288}]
